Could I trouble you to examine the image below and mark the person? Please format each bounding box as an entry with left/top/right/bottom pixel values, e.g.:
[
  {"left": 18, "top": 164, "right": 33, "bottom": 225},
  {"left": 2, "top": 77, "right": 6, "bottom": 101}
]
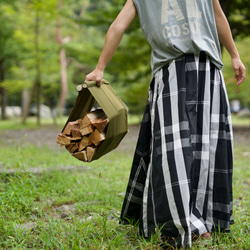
[{"left": 85, "top": 0, "right": 246, "bottom": 248}]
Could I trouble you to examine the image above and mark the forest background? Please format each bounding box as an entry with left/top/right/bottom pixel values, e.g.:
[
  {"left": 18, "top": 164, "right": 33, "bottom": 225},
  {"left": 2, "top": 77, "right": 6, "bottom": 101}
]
[{"left": 0, "top": 0, "right": 250, "bottom": 123}]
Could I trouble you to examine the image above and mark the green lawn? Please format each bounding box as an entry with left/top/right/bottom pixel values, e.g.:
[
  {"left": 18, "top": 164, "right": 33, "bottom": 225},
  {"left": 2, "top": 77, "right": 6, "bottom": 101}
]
[{"left": 0, "top": 116, "right": 249, "bottom": 249}]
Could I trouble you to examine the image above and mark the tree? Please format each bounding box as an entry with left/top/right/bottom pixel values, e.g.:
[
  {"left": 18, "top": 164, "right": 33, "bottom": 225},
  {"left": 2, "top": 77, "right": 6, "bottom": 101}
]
[
  {"left": 220, "top": 0, "right": 250, "bottom": 38},
  {"left": 72, "top": 0, "right": 151, "bottom": 114},
  {"left": 220, "top": 0, "right": 250, "bottom": 108},
  {"left": 0, "top": 2, "right": 19, "bottom": 120},
  {"left": 56, "top": 0, "right": 68, "bottom": 117},
  {"left": 1, "top": 0, "right": 249, "bottom": 122}
]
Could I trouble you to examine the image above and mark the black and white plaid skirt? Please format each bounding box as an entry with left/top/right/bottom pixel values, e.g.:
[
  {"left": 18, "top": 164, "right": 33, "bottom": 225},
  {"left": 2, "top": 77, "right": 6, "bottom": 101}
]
[{"left": 120, "top": 52, "right": 233, "bottom": 248}]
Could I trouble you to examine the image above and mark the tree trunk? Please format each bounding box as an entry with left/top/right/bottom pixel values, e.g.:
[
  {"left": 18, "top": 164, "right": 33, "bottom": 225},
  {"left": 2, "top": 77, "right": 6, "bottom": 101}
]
[
  {"left": 57, "top": 0, "right": 68, "bottom": 117},
  {"left": 21, "top": 82, "right": 36, "bottom": 125},
  {"left": 0, "top": 59, "right": 7, "bottom": 120},
  {"left": 35, "top": 7, "right": 41, "bottom": 126},
  {"left": 21, "top": 89, "right": 29, "bottom": 117},
  {"left": 21, "top": 6, "right": 41, "bottom": 125}
]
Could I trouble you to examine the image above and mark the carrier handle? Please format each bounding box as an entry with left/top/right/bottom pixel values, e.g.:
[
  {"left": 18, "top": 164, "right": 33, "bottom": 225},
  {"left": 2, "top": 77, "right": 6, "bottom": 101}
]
[{"left": 76, "top": 79, "right": 109, "bottom": 92}]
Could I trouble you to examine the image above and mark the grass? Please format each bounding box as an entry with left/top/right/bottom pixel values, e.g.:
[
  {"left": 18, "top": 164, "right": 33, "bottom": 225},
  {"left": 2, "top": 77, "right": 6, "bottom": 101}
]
[
  {"left": 0, "top": 114, "right": 142, "bottom": 131},
  {"left": 231, "top": 114, "right": 250, "bottom": 127},
  {"left": 0, "top": 116, "right": 249, "bottom": 249}
]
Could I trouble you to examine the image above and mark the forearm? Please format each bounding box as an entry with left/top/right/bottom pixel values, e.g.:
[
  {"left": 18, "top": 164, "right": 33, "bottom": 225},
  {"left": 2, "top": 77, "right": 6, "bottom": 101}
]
[
  {"left": 95, "top": 23, "right": 124, "bottom": 72},
  {"left": 215, "top": 13, "right": 239, "bottom": 59},
  {"left": 85, "top": 0, "right": 137, "bottom": 85},
  {"left": 212, "top": 0, "right": 245, "bottom": 86}
]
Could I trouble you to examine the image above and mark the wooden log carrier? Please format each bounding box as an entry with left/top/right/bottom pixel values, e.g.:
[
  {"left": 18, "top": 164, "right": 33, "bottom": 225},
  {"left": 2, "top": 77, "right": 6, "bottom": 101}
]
[{"left": 56, "top": 109, "right": 109, "bottom": 162}]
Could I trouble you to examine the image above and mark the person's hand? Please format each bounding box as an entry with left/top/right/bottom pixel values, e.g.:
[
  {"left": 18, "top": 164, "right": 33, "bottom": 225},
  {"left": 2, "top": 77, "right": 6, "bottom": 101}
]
[
  {"left": 85, "top": 68, "right": 104, "bottom": 87},
  {"left": 231, "top": 57, "right": 246, "bottom": 86}
]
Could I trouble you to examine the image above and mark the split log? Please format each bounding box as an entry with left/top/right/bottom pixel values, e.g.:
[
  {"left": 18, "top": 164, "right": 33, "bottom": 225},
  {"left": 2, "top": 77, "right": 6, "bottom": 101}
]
[
  {"left": 89, "top": 129, "right": 105, "bottom": 146},
  {"left": 80, "top": 109, "right": 109, "bottom": 132},
  {"left": 70, "top": 131, "right": 82, "bottom": 140},
  {"left": 57, "top": 109, "right": 109, "bottom": 162},
  {"left": 65, "top": 142, "right": 79, "bottom": 153},
  {"left": 71, "top": 126, "right": 82, "bottom": 138},
  {"left": 62, "top": 119, "right": 81, "bottom": 135},
  {"left": 72, "top": 151, "right": 88, "bottom": 162},
  {"left": 86, "top": 146, "right": 97, "bottom": 162},
  {"left": 80, "top": 124, "right": 94, "bottom": 136},
  {"left": 56, "top": 134, "right": 71, "bottom": 145},
  {"left": 78, "top": 136, "right": 92, "bottom": 151},
  {"left": 92, "top": 117, "right": 109, "bottom": 132}
]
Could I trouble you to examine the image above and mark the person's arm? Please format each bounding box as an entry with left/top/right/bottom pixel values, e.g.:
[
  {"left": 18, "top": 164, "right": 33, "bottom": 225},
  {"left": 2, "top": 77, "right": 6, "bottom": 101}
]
[
  {"left": 212, "top": 0, "right": 246, "bottom": 86},
  {"left": 85, "top": 0, "right": 137, "bottom": 86}
]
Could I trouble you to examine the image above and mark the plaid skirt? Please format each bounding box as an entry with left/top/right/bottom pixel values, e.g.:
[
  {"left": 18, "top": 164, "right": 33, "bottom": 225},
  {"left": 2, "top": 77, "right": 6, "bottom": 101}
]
[{"left": 120, "top": 52, "right": 233, "bottom": 248}]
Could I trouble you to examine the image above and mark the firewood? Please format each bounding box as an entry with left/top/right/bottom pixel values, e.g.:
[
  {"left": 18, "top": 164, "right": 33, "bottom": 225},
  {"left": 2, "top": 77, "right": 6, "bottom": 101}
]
[
  {"left": 80, "top": 124, "right": 94, "bottom": 136},
  {"left": 70, "top": 132, "right": 82, "bottom": 141},
  {"left": 62, "top": 119, "right": 81, "bottom": 135},
  {"left": 58, "top": 109, "right": 110, "bottom": 162},
  {"left": 65, "top": 142, "right": 75, "bottom": 151},
  {"left": 65, "top": 142, "right": 79, "bottom": 153},
  {"left": 86, "top": 146, "right": 97, "bottom": 162},
  {"left": 72, "top": 151, "right": 88, "bottom": 162},
  {"left": 92, "top": 117, "right": 109, "bottom": 132},
  {"left": 89, "top": 129, "right": 105, "bottom": 146},
  {"left": 71, "top": 127, "right": 81, "bottom": 138},
  {"left": 56, "top": 134, "right": 71, "bottom": 145},
  {"left": 80, "top": 109, "right": 108, "bottom": 132},
  {"left": 78, "top": 136, "right": 92, "bottom": 151}
]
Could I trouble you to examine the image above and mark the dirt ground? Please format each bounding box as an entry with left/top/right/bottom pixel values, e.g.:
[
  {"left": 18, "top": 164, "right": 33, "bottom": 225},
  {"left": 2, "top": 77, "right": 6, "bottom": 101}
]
[
  {"left": 1, "top": 125, "right": 249, "bottom": 154},
  {"left": 0, "top": 125, "right": 140, "bottom": 155}
]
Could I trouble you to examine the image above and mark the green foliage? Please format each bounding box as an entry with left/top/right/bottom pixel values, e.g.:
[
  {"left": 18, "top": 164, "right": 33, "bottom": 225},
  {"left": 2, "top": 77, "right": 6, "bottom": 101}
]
[
  {"left": 223, "top": 37, "right": 250, "bottom": 107},
  {"left": 220, "top": 0, "right": 250, "bottom": 38},
  {"left": 73, "top": 0, "right": 151, "bottom": 114},
  {"left": 1, "top": 0, "right": 250, "bottom": 116}
]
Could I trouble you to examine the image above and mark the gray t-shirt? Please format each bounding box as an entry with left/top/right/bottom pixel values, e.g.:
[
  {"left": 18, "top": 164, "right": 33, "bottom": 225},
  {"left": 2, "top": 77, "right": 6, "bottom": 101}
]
[{"left": 133, "top": 0, "right": 223, "bottom": 74}]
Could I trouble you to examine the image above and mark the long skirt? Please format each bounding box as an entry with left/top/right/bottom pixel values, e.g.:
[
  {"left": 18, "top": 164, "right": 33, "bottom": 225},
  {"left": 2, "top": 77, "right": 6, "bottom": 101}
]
[{"left": 120, "top": 52, "right": 234, "bottom": 248}]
